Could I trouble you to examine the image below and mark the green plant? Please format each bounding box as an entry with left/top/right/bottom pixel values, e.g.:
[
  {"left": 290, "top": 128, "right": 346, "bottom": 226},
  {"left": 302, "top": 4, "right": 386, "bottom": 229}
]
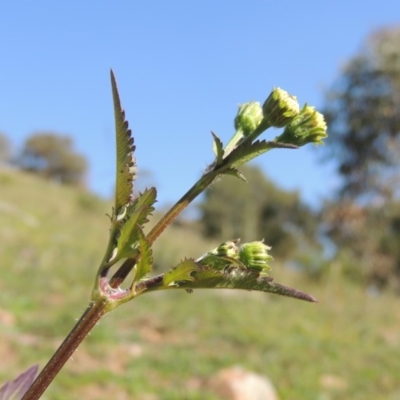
[{"left": 2, "top": 71, "right": 327, "bottom": 400}]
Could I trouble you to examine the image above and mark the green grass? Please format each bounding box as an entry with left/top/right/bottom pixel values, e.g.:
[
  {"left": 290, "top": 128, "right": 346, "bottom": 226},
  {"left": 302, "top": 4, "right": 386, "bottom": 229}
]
[{"left": 1, "top": 168, "right": 400, "bottom": 399}]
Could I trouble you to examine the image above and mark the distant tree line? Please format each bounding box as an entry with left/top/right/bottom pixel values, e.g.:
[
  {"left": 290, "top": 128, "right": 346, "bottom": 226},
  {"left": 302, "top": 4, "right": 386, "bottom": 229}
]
[{"left": 0, "top": 131, "right": 87, "bottom": 187}]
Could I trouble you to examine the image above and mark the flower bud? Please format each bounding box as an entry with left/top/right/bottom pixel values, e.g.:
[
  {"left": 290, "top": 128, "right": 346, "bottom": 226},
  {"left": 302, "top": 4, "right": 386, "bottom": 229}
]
[
  {"left": 276, "top": 105, "right": 328, "bottom": 146},
  {"left": 234, "top": 102, "right": 263, "bottom": 137},
  {"left": 214, "top": 240, "right": 240, "bottom": 258},
  {"left": 239, "top": 241, "right": 273, "bottom": 273},
  {"left": 196, "top": 240, "right": 239, "bottom": 270},
  {"left": 262, "top": 88, "right": 300, "bottom": 128}
]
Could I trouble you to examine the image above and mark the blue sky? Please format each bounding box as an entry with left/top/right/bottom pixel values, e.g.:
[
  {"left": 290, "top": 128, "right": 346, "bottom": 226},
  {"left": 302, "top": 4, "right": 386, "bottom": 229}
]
[{"left": 1, "top": 2, "right": 399, "bottom": 212}]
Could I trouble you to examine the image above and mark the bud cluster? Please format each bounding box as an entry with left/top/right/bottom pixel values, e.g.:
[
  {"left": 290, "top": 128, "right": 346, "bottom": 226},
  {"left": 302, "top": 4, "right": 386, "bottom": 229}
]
[
  {"left": 197, "top": 239, "right": 273, "bottom": 274},
  {"left": 227, "top": 87, "right": 327, "bottom": 151}
]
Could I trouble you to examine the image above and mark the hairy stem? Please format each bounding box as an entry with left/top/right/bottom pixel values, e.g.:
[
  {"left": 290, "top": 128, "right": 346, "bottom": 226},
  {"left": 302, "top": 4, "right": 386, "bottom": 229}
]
[
  {"left": 21, "top": 299, "right": 108, "bottom": 400},
  {"left": 147, "top": 173, "right": 215, "bottom": 244}
]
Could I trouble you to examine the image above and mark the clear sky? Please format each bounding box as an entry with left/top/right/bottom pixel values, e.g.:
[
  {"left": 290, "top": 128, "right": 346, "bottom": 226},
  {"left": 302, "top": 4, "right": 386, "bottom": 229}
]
[{"left": 1, "top": 2, "right": 399, "bottom": 211}]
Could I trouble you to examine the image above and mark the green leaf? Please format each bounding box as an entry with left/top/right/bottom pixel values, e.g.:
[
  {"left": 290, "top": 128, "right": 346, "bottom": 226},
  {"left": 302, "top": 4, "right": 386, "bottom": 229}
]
[
  {"left": 225, "top": 140, "right": 298, "bottom": 170},
  {"left": 113, "top": 198, "right": 154, "bottom": 262},
  {"left": 163, "top": 259, "right": 201, "bottom": 287},
  {"left": 112, "top": 209, "right": 144, "bottom": 262},
  {"left": 130, "top": 187, "right": 157, "bottom": 222},
  {"left": 175, "top": 268, "right": 317, "bottom": 302},
  {"left": 111, "top": 70, "right": 138, "bottom": 215},
  {"left": 181, "top": 267, "right": 225, "bottom": 286},
  {"left": 211, "top": 131, "right": 224, "bottom": 166},
  {"left": 197, "top": 253, "right": 235, "bottom": 270},
  {"left": 116, "top": 187, "right": 157, "bottom": 244},
  {"left": 197, "top": 254, "right": 247, "bottom": 271},
  {"left": 133, "top": 226, "right": 153, "bottom": 283}
]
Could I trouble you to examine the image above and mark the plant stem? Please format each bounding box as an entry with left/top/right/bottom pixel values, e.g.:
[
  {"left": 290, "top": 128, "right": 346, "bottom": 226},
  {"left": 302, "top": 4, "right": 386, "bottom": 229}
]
[
  {"left": 147, "top": 173, "right": 216, "bottom": 244},
  {"left": 109, "top": 171, "right": 217, "bottom": 288},
  {"left": 21, "top": 299, "right": 109, "bottom": 400}
]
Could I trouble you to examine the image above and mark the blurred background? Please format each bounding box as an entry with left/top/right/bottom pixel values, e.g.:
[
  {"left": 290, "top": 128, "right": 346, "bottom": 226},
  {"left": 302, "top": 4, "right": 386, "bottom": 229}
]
[{"left": 1, "top": 2, "right": 400, "bottom": 399}]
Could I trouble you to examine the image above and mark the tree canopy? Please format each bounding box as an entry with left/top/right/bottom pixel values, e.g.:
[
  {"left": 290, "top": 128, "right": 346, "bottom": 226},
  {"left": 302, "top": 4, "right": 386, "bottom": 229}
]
[
  {"left": 321, "top": 25, "right": 400, "bottom": 291},
  {"left": 17, "top": 132, "right": 87, "bottom": 186},
  {"left": 323, "top": 26, "right": 400, "bottom": 202}
]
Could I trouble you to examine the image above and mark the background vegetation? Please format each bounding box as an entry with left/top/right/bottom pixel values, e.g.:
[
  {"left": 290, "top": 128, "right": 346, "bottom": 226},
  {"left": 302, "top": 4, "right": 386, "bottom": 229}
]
[
  {"left": 321, "top": 25, "right": 400, "bottom": 292},
  {"left": 1, "top": 24, "right": 400, "bottom": 399},
  {"left": 1, "top": 168, "right": 399, "bottom": 399}
]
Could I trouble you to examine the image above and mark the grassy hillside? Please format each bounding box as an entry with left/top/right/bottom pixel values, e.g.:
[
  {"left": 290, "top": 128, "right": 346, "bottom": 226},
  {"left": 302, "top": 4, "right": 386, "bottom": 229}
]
[{"left": 1, "top": 168, "right": 399, "bottom": 399}]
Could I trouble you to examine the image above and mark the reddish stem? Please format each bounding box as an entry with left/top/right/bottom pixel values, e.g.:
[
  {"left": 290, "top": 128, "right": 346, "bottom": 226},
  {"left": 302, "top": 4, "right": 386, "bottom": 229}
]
[{"left": 21, "top": 299, "right": 108, "bottom": 400}]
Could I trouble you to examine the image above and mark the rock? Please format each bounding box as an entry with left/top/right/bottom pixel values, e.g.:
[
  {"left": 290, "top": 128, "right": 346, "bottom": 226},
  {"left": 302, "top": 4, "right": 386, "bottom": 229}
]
[
  {"left": 210, "top": 366, "right": 279, "bottom": 400},
  {"left": 319, "top": 374, "right": 348, "bottom": 391},
  {"left": 0, "top": 308, "right": 16, "bottom": 327}
]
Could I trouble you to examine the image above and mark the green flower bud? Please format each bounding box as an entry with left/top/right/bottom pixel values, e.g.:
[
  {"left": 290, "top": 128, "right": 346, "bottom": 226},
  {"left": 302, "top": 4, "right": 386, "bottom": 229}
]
[
  {"left": 276, "top": 105, "right": 328, "bottom": 147},
  {"left": 262, "top": 88, "right": 300, "bottom": 128},
  {"left": 196, "top": 240, "right": 239, "bottom": 270},
  {"left": 234, "top": 102, "right": 263, "bottom": 137},
  {"left": 214, "top": 240, "right": 240, "bottom": 258},
  {"left": 239, "top": 241, "right": 273, "bottom": 273}
]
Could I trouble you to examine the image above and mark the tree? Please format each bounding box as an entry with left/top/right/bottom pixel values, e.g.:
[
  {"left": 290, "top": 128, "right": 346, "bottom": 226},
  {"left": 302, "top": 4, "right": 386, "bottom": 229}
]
[
  {"left": 323, "top": 26, "right": 400, "bottom": 201},
  {"left": 0, "top": 132, "right": 11, "bottom": 164},
  {"left": 17, "top": 132, "right": 87, "bottom": 186},
  {"left": 321, "top": 198, "right": 400, "bottom": 291},
  {"left": 199, "top": 165, "right": 320, "bottom": 261},
  {"left": 321, "top": 26, "right": 400, "bottom": 291}
]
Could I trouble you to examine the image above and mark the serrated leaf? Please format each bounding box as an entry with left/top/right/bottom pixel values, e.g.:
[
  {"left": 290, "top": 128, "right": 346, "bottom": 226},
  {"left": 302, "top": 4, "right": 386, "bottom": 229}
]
[
  {"left": 115, "top": 205, "right": 148, "bottom": 261},
  {"left": 211, "top": 131, "right": 224, "bottom": 165},
  {"left": 163, "top": 259, "right": 201, "bottom": 287},
  {"left": 130, "top": 187, "right": 157, "bottom": 220},
  {"left": 111, "top": 70, "right": 138, "bottom": 214},
  {"left": 115, "top": 187, "right": 157, "bottom": 250},
  {"left": 225, "top": 140, "right": 298, "bottom": 170},
  {"left": 182, "top": 267, "right": 225, "bottom": 286},
  {"left": 175, "top": 268, "right": 317, "bottom": 302},
  {"left": 133, "top": 226, "right": 153, "bottom": 283},
  {"left": 197, "top": 254, "right": 246, "bottom": 271}
]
